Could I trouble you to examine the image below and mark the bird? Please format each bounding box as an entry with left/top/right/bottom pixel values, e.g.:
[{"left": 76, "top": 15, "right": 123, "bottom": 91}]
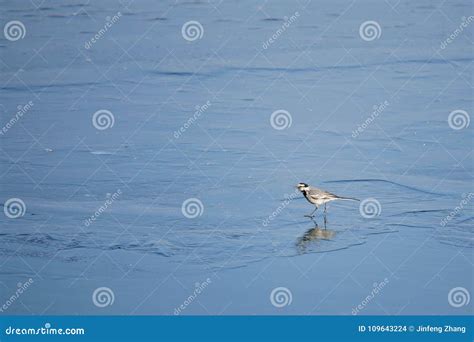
[{"left": 296, "top": 182, "right": 359, "bottom": 218}]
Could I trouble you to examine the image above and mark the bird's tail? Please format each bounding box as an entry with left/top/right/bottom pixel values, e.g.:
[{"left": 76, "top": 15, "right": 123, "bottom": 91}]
[{"left": 336, "top": 196, "right": 360, "bottom": 201}]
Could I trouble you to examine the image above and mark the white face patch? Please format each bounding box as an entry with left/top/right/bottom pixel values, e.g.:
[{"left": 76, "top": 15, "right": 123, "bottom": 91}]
[{"left": 297, "top": 184, "right": 309, "bottom": 191}]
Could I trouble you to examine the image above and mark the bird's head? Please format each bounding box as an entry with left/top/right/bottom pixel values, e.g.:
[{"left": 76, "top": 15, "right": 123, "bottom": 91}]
[{"left": 296, "top": 182, "right": 309, "bottom": 192}]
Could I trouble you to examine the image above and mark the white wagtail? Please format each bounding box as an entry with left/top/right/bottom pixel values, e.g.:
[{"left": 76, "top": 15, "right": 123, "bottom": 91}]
[{"left": 296, "top": 182, "right": 359, "bottom": 218}]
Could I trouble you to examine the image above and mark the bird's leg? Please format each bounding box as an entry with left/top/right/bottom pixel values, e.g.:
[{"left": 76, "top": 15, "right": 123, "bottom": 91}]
[
  {"left": 323, "top": 204, "right": 327, "bottom": 229},
  {"left": 304, "top": 206, "right": 318, "bottom": 218}
]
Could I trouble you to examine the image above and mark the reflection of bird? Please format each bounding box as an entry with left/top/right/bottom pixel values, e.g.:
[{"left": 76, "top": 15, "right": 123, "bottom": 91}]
[
  {"left": 296, "top": 182, "right": 359, "bottom": 218},
  {"left": 296, "top": 225, "right": 336, "bottom": 253},
  {"left": 301, "top": 227, "right": 335, "bottom": 241}
]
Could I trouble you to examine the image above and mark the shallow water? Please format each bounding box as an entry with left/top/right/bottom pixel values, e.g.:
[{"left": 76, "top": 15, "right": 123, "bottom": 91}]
[{"left": 0, "top": 0, "right": 472, "bottom": 315}]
